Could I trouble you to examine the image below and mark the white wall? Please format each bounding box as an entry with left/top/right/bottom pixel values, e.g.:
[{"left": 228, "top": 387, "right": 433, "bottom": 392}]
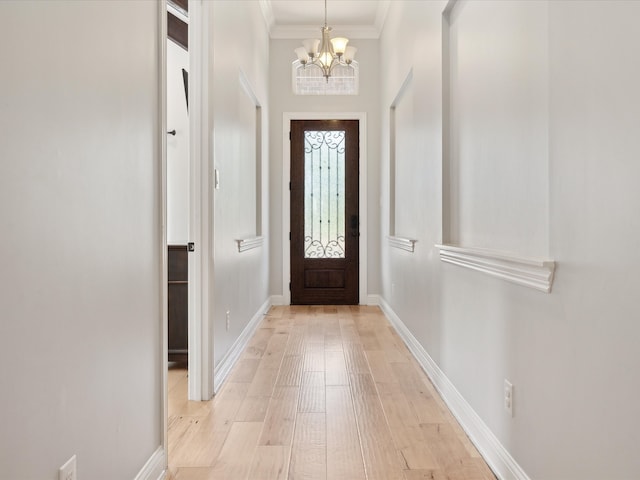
[
  {"left": 268, "top": 38, "right": 381, "bottom": 300},
  {"left": 544, "top": 1, "right": 640, "bottom": 476},
  {"left": 167, "top": 39, "right": 189, "bottom": 245},
  {"left": 380, "top": 1, "right": 640, "bottom": 478},
  {"left": 207, "top": 1, "right": 271, "bottom": 368},
  {"left": 0, "top": 2, "right": 162, "bottom": 479},
  {"left": 447, "top": 0, "right": 549, "bottom": 257}
]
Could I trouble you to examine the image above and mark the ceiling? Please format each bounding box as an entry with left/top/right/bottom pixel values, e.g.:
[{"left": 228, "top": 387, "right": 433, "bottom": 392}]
[{"left": 260, "top": 0, "right": 390, "bottom": 39}]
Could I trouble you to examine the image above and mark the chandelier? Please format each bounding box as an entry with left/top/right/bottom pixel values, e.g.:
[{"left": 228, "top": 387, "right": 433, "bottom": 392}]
[{"left": 294, "top": 0, "right": 357, "bottom": 82}]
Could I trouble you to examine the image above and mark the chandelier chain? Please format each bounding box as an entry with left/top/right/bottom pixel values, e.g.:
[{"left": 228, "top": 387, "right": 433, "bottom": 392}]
[{"left": 324, "top": 0, "right": 327, "bottom": 27}]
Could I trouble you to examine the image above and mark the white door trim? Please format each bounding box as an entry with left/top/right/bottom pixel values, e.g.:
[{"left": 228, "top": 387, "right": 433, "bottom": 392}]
[
  {"left": 282, "top": 112, "right": 368, "bottom": 305},
  {"left": 188, "top": 0, "right": 213, "bottom": 401},
  {"left": 158, "top": 0, "right": 168, "bottom": 468}
]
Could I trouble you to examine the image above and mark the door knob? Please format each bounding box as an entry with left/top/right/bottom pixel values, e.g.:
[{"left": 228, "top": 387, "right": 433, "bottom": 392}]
[{"left": 350, "top": 215, "right": 359, "bottom": 237}]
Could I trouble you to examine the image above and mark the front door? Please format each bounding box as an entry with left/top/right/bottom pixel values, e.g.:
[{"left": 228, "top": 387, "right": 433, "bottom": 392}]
[{"left": 290, "top": 119, "right": 359, "bottom": 305}]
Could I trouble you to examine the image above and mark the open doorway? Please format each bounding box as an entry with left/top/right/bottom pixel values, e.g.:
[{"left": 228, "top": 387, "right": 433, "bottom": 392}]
[
  {"left": 165, "top": 0, "right": 213, "bottom": 473},
  {"left": 166, "top": 0, "right": 189, "bottom": 367},
  {"left": 165, "top": 0, "right": 195, "bottom": 474}
]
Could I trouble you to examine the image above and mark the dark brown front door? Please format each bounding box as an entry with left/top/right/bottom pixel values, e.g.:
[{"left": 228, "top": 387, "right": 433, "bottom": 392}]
[{"left": 290, "top": 119, "right": 359, "bottom": 305}]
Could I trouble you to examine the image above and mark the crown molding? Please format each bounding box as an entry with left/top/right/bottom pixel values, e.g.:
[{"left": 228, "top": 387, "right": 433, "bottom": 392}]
[
  {"left": 258, "top": 0, "right": 276, "bottom": 33},
  {"left": 260, "top": 0, "right": 387, "bottom": 39},
  {"left": 374, "top": 0, "right": 391, "bottom": 34},
  {"left": 269, "top": 24, "right": 381, "bottom": 39}
]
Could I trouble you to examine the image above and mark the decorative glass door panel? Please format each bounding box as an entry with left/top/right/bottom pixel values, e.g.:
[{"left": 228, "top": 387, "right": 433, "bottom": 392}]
[
  {"left": 304, "top": 131, "right": 346, "bottom": 259},
  {"left": 290, "top": 120, "right": 359, "bottom": 305}
]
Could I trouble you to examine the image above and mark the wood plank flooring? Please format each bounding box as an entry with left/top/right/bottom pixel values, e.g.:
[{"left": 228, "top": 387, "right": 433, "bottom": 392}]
[{"left": 167, "top": 305, "right": 496, "bottom": 480}]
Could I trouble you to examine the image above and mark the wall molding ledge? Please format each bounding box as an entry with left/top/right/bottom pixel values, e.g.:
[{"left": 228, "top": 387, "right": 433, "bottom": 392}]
[
  {"left": 435, "top": 244, "right": 555, "bottom": 293},
  {"left": 388, "top": 235, "right": 417, "bottom": 252},
  {"left": 379, "top": 297, "right": 531, "bottom": 480},
  {"left": 134, "top": 446, "right": 166, "bottom": 480},
  {"left": 213, "top": 297, "right": 271, "bottom": 393},
  {"left": 236, "top": 236, "right": 264, "bottom": 252}
]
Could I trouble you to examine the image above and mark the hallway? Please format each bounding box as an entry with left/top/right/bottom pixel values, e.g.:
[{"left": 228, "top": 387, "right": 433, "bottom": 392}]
[{"left": 167, "top": 306, "right": 496, "bottom": 480}]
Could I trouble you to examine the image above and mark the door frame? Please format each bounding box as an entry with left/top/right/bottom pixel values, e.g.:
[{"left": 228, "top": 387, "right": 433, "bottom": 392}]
[
  {"left": 159, "top": 0, "right": 169, "bottom": 468},
  {"left": 282, "top": 112, "right": 368, "bottom": 305},
  {"left": 187, "top": 0, "right": 212, "bottom": 401},
  {"left": 161, "top": 0, "right": 211, "bottom": 473}
]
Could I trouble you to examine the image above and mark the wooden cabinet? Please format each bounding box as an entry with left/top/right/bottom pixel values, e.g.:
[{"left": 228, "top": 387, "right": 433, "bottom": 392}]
[{"left": 168, "top": 245, "right": 188, "bottom": 362}]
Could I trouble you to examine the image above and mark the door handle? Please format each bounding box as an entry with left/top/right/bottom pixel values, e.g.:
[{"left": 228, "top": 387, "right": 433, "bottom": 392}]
[{"left": 350, "top": 215, "right": 359, "bottom": 236}]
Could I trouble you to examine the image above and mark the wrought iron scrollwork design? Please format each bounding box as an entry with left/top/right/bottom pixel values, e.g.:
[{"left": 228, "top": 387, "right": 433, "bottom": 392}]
[
  {"left": 304, "top": 130, "right": 346, "bottom": 259},
  {"left": 304, "top": 236, "right": 345, "bottom": 258},
  {"left": 304, "top": 131, "right": 346, "bottom": 155}
]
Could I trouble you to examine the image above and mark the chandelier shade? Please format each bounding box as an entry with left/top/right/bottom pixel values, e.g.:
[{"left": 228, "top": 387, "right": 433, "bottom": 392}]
[
  {"left": 344, "top": 46, "right": 357, "bottom": 62},
  {"left": 330, "top": 37, "right": 349, "bottom": 55},
  {"left": 294, "top": 0, "right": 357, "bottom": 82}
]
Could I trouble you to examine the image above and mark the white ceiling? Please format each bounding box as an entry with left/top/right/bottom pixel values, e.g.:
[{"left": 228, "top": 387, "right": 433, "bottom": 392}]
[{"left": 260, "top": 0, "right": 390, "bottom": 39}]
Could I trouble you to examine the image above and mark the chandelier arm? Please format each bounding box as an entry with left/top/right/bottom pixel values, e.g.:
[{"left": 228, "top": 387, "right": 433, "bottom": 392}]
[
  {"left": 304, "top": 55, "right": 346, "bottom": 82},
  {"left": 294, "top": 0, "right": 354, "bottom": 81},
  {"left": 308, "top": 58, "right": 330, "bottom": 79}
]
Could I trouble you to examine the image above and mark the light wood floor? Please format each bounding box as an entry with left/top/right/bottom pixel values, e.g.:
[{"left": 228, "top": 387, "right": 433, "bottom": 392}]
[{"left": 167, "top": 305, "right": 496, "bottom": 480}]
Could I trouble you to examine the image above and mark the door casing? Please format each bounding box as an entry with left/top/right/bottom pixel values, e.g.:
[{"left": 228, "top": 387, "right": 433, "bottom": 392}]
[
  {"left": 187, "top": 0, "right": 212, "bottom": 402},
  {"left": 282, "top": 112, "right": 368, "bottom": 305}
]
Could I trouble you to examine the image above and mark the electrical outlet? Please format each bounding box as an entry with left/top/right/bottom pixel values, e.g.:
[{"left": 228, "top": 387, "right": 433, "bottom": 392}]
[
  {"left": 504, "top": 379, "right": 514, "bottom": 417},
  {"left": 226, "top": 310, "right": 230, "bottom": 331},
  {"left": 59, "top": 455, "right": 76, "bottom": 480}
]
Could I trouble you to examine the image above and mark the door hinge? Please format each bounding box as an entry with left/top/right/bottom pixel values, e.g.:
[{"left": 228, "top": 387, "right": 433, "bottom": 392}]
[
  {"left": 289, "top": 282, "right": 291, "bottom": 291},
  {"left": 289, "top": 232, "right": 291, "bottom": 241},
  {"left": 187, "top": 242, "right": 195, "bottom": 252},
  {"left": 289, "top": 181, "right": 291, "bottom": 191},
  {"left": 289, "top": 131, "right": 291, "bottom": 140}
]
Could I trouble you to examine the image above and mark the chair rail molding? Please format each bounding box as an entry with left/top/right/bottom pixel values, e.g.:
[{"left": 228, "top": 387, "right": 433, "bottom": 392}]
[
  {"left": 388, "top": 236, "right": 417, "bottom": 253},
  {"left": 236, "top": 236, "right": 264, "bottom": 252},
  {"left": 436, "top": 244, "right": 556, "bottom": 293}
]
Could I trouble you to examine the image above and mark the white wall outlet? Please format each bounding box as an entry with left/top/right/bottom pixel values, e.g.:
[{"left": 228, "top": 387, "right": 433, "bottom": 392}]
[
  {"left": 504, "top": 379, "right": 514, "bottom": 417},
  {"left": 59, "top": 455, "right": 76, "bottom": 480},
  {"left": 226, "top": 310, "right": 230, "bottom": 331}
]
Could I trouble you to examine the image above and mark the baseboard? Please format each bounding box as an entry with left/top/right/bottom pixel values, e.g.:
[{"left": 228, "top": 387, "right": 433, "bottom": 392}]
[
  {"left": 213, "top": 297, "right": 272, "bottom": 393},
  {"left": 133, "top": 446, "right": 166, "bottom": 480},
  {"left": 378, "top": 297, "right": 531, "bottom": 480},
  {"left": 366, "top": 294, "right": 380, "bottom": 306},
  {"left": 271, "top": 294, "right": 378, "bottom": 306},
  {"left": 270, "top": 294, "right": 287, "bottom": 306}
]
